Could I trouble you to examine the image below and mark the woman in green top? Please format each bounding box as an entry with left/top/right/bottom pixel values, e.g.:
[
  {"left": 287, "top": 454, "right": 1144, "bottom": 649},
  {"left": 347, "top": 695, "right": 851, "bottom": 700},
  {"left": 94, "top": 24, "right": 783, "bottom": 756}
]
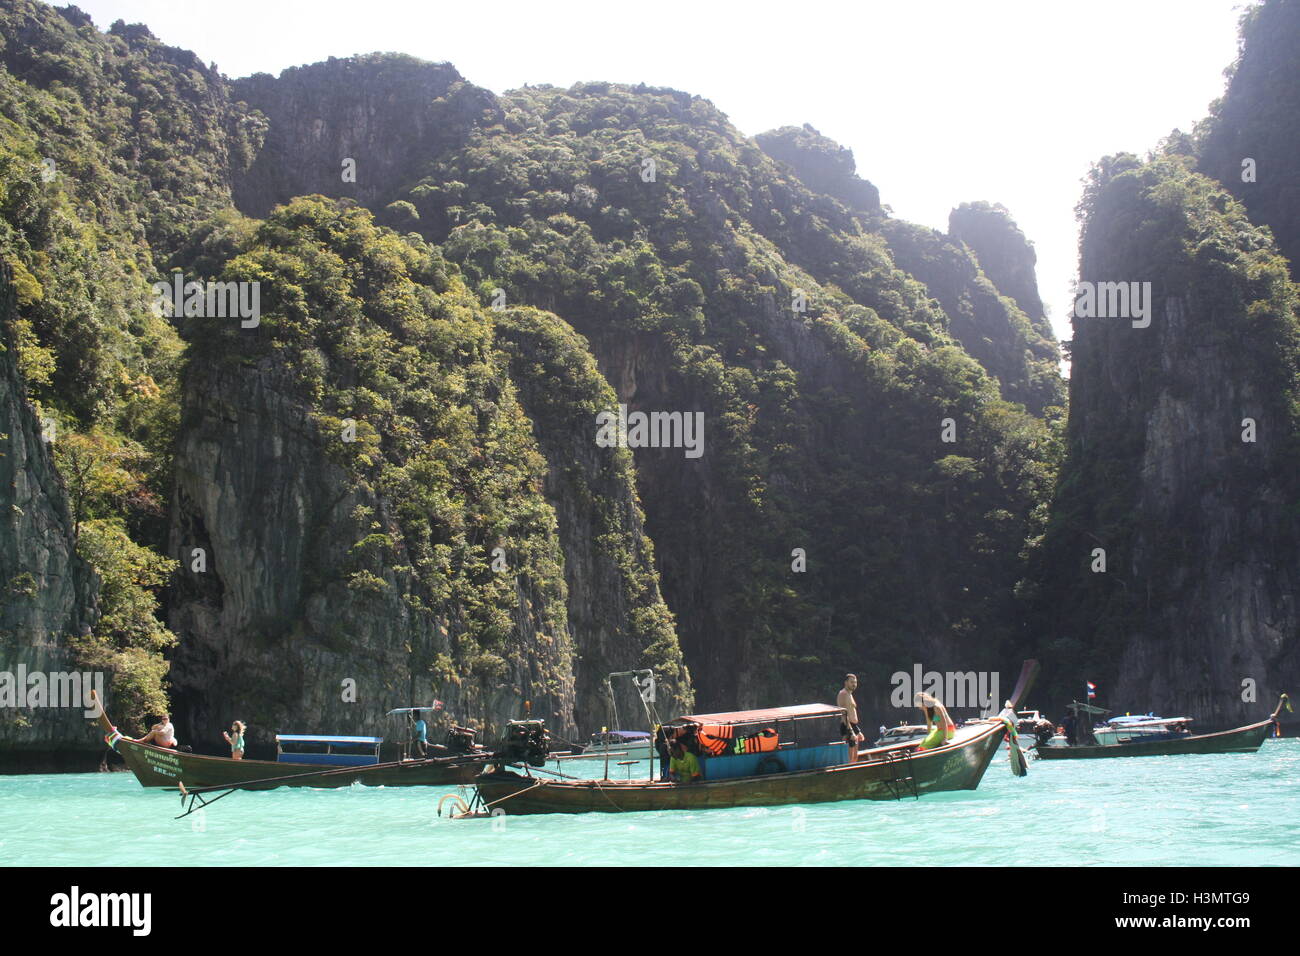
[
  {"left": 223, "top": 720, "right": 247, "bottom": 760},
  {"left": 915, "top": 692, "right": 954, "bottom": 750}
]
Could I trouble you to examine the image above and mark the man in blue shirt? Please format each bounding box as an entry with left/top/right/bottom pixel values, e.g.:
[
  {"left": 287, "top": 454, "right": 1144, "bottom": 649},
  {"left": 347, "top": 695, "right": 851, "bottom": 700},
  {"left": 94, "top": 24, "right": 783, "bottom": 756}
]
[{"left": 413, "top": 713, "right": 429, "bottom": 757}]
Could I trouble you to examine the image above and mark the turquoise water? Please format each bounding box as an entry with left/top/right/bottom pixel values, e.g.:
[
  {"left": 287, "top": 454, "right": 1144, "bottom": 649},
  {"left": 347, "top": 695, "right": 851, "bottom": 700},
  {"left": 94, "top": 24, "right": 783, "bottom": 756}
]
[{"left": 2, "top": 741, "right": 1297, "bottom": 866}]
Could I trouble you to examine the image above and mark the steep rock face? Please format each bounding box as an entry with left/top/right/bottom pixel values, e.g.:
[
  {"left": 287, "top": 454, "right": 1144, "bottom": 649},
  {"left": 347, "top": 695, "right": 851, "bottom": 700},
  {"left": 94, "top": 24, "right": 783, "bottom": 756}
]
[
  {"left": 880, "top": 217, "right": 1063, "bottom": 414},
  {"left": 1029, "top": 155, "right": 1300, "bottom": 725},
  {"left": 753, "top": 131, "right": 1062, "bottom": 415},
  {"left": 948, "top": 201, "right": 1053, "bottom": 342},
  {"left": 401, "top": 82, "right": 1055, "bottom": 715},
  {"left": 226, "top": 65, "right": 695, "bottom": 727},
  {"left": 1198, "top": 0, "right": 1300, "bottom": 275},
  {"left": 166, "top": 201, "right": 577, "bottom": 752},
  {"left": 755, "top": 124, "right": 882, "bottom": 216},
  {"left": 0, "top": 274, "right": 99, "bottom": 764},
  {"left": 494, "top": 308, "right": 692, "bottom": 729},
  {"left": 231, "top": 56, "right": 497, "bottom": 218},
  {"left": 168, "top": 359, "right": 572, "bottom": 749}
]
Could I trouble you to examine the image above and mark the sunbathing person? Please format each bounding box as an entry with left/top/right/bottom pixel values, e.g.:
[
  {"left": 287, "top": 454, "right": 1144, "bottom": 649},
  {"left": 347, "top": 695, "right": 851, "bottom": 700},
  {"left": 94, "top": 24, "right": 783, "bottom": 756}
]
[{"left": 135, "top": 713, "right": 178, "bottom": 748}]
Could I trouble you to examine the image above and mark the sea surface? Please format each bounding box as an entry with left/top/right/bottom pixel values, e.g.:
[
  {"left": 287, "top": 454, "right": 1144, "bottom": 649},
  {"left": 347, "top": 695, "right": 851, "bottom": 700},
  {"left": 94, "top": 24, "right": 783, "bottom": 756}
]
[{"left": 2, "top": 740, "right": 1296, "bottom": 866}]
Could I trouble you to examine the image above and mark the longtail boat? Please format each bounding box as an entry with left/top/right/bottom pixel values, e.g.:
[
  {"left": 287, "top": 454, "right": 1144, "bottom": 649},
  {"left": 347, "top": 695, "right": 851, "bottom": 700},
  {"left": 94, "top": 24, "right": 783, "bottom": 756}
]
[
  {"left": 467, "top": 661, "right": 1041, "bottom": 816},
  {"left": 474, "top": 718, "right": 1010, "bottom": 814},
  {"left": 1036, "top": 694, "right": 1289, "bottom": 760},
  {"left": 89, "top": 691, "right": 487, "bottom": 790}
]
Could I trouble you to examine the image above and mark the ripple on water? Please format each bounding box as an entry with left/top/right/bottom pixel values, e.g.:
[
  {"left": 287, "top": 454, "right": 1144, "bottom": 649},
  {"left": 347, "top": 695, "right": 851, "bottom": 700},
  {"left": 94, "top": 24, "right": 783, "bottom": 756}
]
[{"left": 1, "top": 742, "right": 1297, "bottom": 866}]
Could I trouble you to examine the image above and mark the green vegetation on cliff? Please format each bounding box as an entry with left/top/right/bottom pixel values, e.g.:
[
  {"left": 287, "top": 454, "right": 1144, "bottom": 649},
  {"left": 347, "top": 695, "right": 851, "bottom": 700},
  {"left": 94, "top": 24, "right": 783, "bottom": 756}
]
[
  {"left": 2, "top": 1, "right": 1073, "bottom": 746},
  {"left": 1026, "top": 150, "right": 1300, "bottom": 709}
]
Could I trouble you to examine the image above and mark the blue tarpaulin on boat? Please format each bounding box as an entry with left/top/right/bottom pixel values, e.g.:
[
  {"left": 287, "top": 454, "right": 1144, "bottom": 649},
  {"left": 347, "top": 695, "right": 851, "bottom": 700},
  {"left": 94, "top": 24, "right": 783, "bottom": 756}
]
[
  {"left": 700, "top": 742, "right": 849, "bottom": 780},
  {"left": 277, "top": 752, "right": 380, "bottom": 767},
  {"left": 275, "top": 735, "right": 383, "bottom": 745}
]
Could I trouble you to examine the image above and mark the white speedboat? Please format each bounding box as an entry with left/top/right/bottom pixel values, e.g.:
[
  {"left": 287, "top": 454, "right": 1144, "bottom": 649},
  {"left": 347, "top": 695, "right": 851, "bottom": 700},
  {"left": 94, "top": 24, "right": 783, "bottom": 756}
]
[
  {"left": 872, "top": 724, "right": 929, "bottom": 747},
  {"left": 1091, "top": 714, "right": 1193, "bottom": 747},
  {"left": 581, "top": 730, "right": 653, "bottom": 759}
]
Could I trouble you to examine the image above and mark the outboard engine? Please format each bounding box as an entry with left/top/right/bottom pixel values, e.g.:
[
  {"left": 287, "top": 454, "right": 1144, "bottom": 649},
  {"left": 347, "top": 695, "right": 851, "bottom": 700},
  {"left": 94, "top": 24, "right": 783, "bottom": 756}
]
[
  {"left": 444, "top": 725, "right": 477, "bottom": 754},
  {"left": 499, "top": 719, "right": 550, "bottom": 767}
]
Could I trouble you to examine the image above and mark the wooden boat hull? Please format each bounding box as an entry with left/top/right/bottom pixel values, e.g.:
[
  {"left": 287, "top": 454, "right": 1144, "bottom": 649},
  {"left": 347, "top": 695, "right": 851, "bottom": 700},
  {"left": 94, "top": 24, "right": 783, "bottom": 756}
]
[
  {"left": 1035, "top": 718, "right": 1272, "bottom": 759},
  {"left": 474, "top": 720, "right": 1006, "bottom": 814},
  {"left": 111, "top": 737, "right": 484, "bottom": 790}
]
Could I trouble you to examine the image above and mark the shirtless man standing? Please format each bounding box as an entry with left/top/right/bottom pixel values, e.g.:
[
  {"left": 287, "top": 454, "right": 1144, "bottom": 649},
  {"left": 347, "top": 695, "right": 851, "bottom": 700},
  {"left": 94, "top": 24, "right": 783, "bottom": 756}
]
[{"left": 837, "top": 674, "right": 864, "bottom": 761}]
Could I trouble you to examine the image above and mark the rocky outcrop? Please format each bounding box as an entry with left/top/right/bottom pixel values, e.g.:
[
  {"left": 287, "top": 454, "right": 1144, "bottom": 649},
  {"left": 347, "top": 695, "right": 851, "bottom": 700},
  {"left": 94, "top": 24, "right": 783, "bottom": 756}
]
[
  {"left": 948, "top": 201, "right": 1053, "bottom": 342},
  {"left": 494, "top": 308, "right": 692, "bottom": 731},
  {"left": 0, "top": 272, "right": 99, "bottom": 766},
  {"left": 756, "top": 124, "right": 882, "bottom": 215},
  {"left": 881, "top": 216, "right": 1063, "bottom": 414},
  {"left": 1197, "top": 0, "right": 1300, "bottom": 275},
  {"left": 167, "top": 356, "right": 576, "bottom": 753},
  {"left": 231, "top": 55, "right": 497, "bottom": 219},
  {"left": 1029, "top": 155, "right": 1300, "bottom": 725}
]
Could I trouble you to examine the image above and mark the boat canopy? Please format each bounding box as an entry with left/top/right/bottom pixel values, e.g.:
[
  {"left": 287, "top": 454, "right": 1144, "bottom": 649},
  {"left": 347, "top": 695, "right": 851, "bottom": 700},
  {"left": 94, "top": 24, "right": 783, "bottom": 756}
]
[
  {"left": 665, "top": 704, "right": 847, "bottom": 760},
  {"left": 670, "top": 703, "right": 843, "bottom": 726},
  {"left": 1104, "top": 715, "right": 1191, "bottom": 725}
]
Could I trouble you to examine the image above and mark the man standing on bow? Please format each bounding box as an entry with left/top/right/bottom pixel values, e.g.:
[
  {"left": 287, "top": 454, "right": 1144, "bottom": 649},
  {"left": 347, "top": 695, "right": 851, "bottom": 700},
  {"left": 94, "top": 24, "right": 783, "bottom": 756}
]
[{"left": 838, "top": 674, "right": 864, "bottom": 761}]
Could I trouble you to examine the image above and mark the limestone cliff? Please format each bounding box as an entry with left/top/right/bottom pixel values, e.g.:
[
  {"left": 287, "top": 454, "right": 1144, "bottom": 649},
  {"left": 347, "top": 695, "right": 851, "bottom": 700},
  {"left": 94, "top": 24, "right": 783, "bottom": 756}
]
[
  {"left": 1197, "top": 0, "right": 1300, "bottom": 276},
  {"left": 165, "top": 200, "right": 578, "bottom": 752},
  {"left": 231, "top": 56, "right": 496, "bottom": 219},
  {"left": 755, "top": 124, "right": 882, "bottom": 216},
  {"left": 880, "top": 216, "right": 1063, "bottom": 414},
  {"left": 493, "top": 308, "right": 692, "bottom": 729},
  {"left": 948, "top": 201, "right": 1054, "bottom": 343},
  {"left": 1028, "top": 154, "right": 1300, "bottom": 725},
  {"left": 0, "top": 272, "right": 99, "bottom": 766}
]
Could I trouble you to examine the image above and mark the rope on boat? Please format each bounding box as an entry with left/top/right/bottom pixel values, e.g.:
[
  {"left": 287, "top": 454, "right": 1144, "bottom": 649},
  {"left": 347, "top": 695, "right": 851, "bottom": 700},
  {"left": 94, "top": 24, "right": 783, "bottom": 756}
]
[
  {"left": 480, "top": 777, "right": 544, "bottom": 811},
  {"left": 591, "top": 778, "right": 630, "bottom": 812}
]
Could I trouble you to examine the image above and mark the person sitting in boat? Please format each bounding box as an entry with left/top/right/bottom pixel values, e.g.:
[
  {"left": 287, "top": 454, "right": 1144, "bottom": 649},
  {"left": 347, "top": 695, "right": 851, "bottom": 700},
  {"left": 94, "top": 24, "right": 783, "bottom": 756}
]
[
  {"left": 668, "top": 739, "right": 702, "bottom": 783},
  {"left": 915, "top": 692, "right": 954, "bottom": 750},
  {"left": 134, "top": 713, "right": 178, "bottom": 748},
  {"left": 222, "top": 720, "right": 246, "bottom": 759}
]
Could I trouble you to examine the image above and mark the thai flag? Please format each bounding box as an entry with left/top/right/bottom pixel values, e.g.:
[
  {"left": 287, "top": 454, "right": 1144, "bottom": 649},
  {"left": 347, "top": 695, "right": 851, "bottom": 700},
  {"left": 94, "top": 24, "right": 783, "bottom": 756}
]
[
  {"left": 1086, "top": 682, "right": 1097, "bottom": 700},
  {"left": 432, "top": 700, "right": 444, "bottom": 710}
]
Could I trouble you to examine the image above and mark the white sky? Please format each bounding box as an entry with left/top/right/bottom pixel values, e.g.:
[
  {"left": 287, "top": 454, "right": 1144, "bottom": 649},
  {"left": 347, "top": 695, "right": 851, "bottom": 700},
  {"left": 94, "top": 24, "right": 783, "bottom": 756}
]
[{"left": 72, "top": 0, "right": 1250, "bottom": 351}]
